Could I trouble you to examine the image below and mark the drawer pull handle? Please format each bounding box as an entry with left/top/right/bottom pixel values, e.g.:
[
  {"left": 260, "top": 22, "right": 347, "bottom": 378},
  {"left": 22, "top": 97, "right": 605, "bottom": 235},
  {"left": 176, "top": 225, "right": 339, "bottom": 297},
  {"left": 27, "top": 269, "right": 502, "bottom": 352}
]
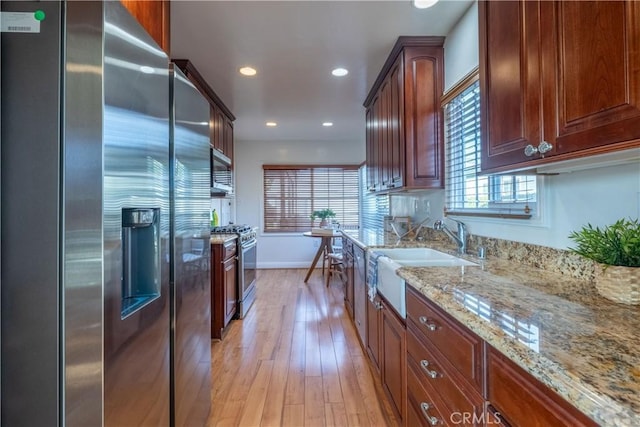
[
  {"left": 420, "top": 360, "right": 440, "bottom": 379},
  {"left": 420, "top": 402, "right": 440, "bottom": 425},
  {"left": 419, "top": 316, "right": 438, "bottom": 331}
]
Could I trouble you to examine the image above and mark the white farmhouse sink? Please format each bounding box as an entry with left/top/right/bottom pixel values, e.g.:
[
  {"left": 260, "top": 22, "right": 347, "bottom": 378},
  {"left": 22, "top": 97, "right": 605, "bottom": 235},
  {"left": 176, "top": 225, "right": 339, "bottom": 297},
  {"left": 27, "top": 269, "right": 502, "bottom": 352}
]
[
  {"left": 372, "top": 247, "right": 477, "bottom": 267},
  {"left": 371, "top": 248, "right": 477, "bottom": 318}
]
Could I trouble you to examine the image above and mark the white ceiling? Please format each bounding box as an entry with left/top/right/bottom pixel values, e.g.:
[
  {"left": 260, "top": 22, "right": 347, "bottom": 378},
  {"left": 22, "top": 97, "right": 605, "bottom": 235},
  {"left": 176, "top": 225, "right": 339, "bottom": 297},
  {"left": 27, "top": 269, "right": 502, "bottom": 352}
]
[{"left": 170, "top": 0, "right": 473, "bottom": 142}]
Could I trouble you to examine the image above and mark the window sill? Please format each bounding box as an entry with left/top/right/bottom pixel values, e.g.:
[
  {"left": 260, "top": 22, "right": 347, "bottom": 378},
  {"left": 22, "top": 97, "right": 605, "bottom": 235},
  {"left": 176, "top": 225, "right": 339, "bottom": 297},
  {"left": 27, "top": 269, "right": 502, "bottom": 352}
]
[{"left": 445, "top": 210, "right": 532, "bottom": 220}]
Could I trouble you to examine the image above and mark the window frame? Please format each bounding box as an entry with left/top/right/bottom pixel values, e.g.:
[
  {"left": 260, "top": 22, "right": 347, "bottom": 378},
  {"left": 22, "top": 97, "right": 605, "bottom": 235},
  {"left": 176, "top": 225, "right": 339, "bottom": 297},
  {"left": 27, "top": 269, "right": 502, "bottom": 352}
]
[
  {"left": 262, "top": 164, "right": 360, "bottom": 233},
  {"left": 442, "top": 69, "right": 539, "bottom": 220}
]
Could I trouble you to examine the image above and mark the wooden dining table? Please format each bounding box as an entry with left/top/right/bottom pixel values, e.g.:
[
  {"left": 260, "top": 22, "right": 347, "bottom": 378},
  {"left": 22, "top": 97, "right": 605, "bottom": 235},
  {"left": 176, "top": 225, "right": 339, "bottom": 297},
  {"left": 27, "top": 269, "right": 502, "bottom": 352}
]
[{"left": 302, "top": 230, "right": 342, "bottom": 282}]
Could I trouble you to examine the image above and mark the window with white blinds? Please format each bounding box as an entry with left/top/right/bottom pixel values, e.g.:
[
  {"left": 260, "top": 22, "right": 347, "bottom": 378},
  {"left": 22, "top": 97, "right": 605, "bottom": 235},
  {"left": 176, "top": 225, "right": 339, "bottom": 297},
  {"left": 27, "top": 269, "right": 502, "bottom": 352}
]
[
  {"left": 263, "top": 165, "right": 360, "bottom": 232},
  {"left": 360, "top": 165, "right": 390, "bottom": 230},
  {"left": 444, "top": 74, "right": 537, "bottom": 219}
]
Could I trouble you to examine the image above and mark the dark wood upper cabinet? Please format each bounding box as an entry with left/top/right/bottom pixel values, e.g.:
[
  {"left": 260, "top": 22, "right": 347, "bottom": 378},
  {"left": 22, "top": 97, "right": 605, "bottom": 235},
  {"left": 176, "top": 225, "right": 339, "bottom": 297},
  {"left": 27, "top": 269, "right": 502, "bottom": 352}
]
[
  {"left": 223, "top": 117, "right": 234, "bottom": 165},
  {"left": 364, "top": 37, "right": 444, "bottom": 192},
  {"left": 173, "top": 59, "right": 236, "bottom": 164},
  {"left": 479, "top": 0, "right": 543, "bottom": 171},
  {"left": 480, "top": 0, "right": 640, "bottom": 173},
  {"left": 120, "top": 0, "right": 170, "bottom": 54},
  {"left": 403, "top": 46, "right": 444, "bottom": 189},
  {"left": 551, "top": 1, "right": 640, "bottom": 154}
]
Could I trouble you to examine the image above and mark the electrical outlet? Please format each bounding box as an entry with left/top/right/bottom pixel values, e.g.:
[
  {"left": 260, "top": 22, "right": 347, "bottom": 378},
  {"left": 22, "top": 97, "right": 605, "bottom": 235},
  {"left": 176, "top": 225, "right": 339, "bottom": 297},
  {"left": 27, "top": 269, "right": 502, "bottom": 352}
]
[{"left": 422, "top": 199, "right": 431, "bottom": 216}]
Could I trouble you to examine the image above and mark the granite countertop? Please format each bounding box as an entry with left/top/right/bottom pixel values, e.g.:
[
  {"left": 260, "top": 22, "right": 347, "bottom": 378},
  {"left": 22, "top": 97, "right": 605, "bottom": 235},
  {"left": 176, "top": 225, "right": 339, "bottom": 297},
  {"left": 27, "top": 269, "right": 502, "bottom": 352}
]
[
  {"left": 210, "top": 233, "right": 237, "bottom": 245},
  {"left": 342, "top": 229, "right": 640, "bottom": 426},
  {"left": 341, "top": 228, "right": 406, "bottom": 248}
]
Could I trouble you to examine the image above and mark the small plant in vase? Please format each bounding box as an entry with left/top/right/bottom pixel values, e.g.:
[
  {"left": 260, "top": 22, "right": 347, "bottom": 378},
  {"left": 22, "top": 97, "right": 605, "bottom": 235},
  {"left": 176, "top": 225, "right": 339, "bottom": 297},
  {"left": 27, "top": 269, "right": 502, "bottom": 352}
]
[
  {"left": 568, "top": 218, "right": 640, "bottom": 304},
  {"left": 310, "top": 209, "right": 336, "bottom": 228}
]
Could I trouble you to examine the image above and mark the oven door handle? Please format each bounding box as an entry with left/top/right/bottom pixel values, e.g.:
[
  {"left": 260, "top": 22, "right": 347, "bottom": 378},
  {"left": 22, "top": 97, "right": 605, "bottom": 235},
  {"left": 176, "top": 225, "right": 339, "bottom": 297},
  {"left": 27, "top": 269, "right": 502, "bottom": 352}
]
[{"left": 242, "top": 238, "right": 257, "bottom": 250}]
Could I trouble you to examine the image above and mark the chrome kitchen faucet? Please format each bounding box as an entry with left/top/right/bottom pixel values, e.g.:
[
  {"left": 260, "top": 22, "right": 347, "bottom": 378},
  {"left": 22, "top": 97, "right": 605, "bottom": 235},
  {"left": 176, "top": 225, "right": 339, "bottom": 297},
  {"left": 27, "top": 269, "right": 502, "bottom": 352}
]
[{"left": 433, "top": 218, "right": 468, "bottom": 255}]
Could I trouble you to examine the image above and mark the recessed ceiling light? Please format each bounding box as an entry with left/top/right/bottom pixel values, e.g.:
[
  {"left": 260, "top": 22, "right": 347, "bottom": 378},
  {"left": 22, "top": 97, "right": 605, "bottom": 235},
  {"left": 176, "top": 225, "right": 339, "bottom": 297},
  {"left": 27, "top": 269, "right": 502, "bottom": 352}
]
[
  {"left": 265, "top": 121, "right": 277, "bottom": 127},
  {"left": 139, "top": 65, "right": 154, "bottom": 74},
  {"left": 239, "top": 66, "right": 257, "bottom": 76},
  {"left": 331, "top": 68, "right": 349, "bottom": 77},
  {"left": 322, "top": 122, "right": 333, "bottom": 127},
  {"left": 413, "top": 0, "right": 438, "bottom": 9}
]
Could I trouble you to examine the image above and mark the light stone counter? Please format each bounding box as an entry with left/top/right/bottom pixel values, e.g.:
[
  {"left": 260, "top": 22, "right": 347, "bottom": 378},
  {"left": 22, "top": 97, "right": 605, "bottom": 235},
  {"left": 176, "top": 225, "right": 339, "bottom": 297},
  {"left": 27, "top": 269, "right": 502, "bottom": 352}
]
[
  {"left": 342, "top": 228, "right": 639, "bottom": 426},
  {"left": 210, "top": 233, "right": 237, "bottom": 245},
  {"left": 399, "top": 256, "right": 639, "bottom": 426}
]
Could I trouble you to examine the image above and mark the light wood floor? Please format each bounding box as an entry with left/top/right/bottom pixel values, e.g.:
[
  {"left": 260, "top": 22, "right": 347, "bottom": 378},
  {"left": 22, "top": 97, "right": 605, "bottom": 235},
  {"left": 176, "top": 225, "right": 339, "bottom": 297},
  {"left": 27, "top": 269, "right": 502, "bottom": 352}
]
[{"left": 208, "top": 269, "right": 401, "bottom": 427}]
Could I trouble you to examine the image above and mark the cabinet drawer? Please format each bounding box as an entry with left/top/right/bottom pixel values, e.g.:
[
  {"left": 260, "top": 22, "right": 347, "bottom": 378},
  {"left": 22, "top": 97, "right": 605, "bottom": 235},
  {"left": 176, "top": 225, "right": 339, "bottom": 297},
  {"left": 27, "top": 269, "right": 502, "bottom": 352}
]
[
  {"left": 487, "top": 346, "right": 597, "bottom": 427},
  {"left": 222, "top": 240, "right": 237, "bottom": 260},
  {"left": 406, "top": 286, "right": 483, "bottom": 392},
  {"left": 407, "top": 359, "right": 448, "bottom": 427},
  {"left": 407, "top": 326, "right": 484, "bottom": 426}
]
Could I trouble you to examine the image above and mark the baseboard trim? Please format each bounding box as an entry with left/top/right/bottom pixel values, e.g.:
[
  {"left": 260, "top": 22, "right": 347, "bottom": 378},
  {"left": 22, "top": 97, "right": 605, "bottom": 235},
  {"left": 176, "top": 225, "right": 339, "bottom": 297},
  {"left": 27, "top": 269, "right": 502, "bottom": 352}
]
[{"left": 257, "top": 262, "right": 321, "bottom": 269}]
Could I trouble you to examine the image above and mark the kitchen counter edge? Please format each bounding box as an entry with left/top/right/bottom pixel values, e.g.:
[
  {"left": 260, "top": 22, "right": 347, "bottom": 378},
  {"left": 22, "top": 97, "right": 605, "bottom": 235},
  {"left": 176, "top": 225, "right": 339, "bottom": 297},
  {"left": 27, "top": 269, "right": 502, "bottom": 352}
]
[{"left": 210, "top": 234, "right": 238, "bottom": 245}]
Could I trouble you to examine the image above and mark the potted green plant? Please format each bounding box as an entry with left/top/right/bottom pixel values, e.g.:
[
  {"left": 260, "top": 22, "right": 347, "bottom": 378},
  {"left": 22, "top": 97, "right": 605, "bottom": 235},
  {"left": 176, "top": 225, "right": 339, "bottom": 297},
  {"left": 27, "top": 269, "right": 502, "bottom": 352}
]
[
  {"left": 310, "top": 208, "right": 336, "bottom": 227},
  {"left": 568, "top": 218, "right": 640, "bottom": 304}
]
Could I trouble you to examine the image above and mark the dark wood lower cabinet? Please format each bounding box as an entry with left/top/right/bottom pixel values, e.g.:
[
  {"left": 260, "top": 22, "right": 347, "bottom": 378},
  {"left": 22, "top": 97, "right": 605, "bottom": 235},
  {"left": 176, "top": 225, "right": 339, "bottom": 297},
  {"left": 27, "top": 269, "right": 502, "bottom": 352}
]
[
  {"left": 211, "top": 239, "right": 237, "bottom": 339},
  {"left": 406, "top": 326, "right": 484, "bottom": 426},
  {"left": 381, "top": 298, "right": 406, "bottom": 422},
  {"left": 405, "top": 283, "right": 596, "bottom": 427},
  {"left": 338, "top": 240, "right": 598, "bottom": 427},
  {"left": 406, "top": 286, "right": 484, "bottom": 393},
  {"left": 487, "top": 346, "right": 597, "bottom": 427},
  {"left": 353, "top": 244, "right": 367, "bottom": 346},
  {"left": 343, "top": 239, "right": 355, "bottom": 319},
  {"left": 406, "top": 355, "right": 448, "bottom": 427},
  {"left": 223, "top": 255, "right": 237, "bottom": 326},
  {"left": 366, "top": 294, "right": 382, "bottom": 374}
]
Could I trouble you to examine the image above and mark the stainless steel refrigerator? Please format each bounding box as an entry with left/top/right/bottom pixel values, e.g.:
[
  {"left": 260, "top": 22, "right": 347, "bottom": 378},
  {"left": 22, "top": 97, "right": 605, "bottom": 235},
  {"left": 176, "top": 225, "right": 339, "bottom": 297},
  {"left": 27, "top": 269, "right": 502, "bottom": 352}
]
[{"left": 1, "top": 2, "right": 211, "bottom": 426}]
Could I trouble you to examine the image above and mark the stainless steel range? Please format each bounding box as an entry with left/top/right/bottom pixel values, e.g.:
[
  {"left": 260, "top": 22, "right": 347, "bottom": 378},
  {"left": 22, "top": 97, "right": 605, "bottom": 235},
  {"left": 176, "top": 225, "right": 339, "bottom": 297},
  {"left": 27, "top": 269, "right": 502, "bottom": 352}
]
[{"left": 211, "top": 225, "right": 257, "bottom": 318}]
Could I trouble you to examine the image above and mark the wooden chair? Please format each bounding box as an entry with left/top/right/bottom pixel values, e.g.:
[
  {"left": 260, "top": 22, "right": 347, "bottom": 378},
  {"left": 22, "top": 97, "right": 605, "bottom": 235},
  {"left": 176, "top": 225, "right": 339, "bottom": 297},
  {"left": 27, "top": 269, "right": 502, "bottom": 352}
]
[
  {"left": 325, "top": 251, "right": 345, "bottom": 287},
  {"left": 322, "top": 236, "right": 343, "bottom": 275}
]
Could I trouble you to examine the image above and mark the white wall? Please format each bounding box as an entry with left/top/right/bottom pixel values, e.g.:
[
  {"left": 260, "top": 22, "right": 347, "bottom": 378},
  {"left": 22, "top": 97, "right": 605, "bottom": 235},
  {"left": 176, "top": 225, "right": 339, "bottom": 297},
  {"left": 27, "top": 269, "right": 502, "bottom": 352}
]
[
  {"left": 210, "top": 197, "right": 234, "bottom": 226},
  {"left": 234, "top": 139, "right": 364, "bottom": 268},
  {"left": 440, "top": 0, "right": 640, "bottom": 250},
  {"left": 444, "top": 1, "right": 478, "bottom": 92}
]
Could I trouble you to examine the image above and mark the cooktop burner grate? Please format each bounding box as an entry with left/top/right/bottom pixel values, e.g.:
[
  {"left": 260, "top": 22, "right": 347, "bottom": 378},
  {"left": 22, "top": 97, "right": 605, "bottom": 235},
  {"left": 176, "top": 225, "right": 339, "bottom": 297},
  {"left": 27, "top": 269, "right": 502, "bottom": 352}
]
[{"left": 211, "top": 224, "right": 252, "bottom": 235}]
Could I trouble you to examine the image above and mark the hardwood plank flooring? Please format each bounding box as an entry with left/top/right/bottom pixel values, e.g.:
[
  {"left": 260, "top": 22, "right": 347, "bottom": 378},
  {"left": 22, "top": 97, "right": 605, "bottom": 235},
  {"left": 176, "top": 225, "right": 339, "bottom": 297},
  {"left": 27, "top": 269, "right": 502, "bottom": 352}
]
[{"left": 209, "top": 269, "right": 401, "bottom": 427}]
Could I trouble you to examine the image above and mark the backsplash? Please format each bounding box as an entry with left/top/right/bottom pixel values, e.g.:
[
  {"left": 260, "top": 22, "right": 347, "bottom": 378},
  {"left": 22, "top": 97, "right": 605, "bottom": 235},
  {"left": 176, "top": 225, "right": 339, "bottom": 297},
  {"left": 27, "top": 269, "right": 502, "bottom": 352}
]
[
  {"left": 466, "top": 235, "right": 596, "bottom": 281},
  {"left": 410, "top": 227, "right": 597, "bottom": 282},
  {"left": 364, "top": 189, "right": 598, "bottom": 282}
]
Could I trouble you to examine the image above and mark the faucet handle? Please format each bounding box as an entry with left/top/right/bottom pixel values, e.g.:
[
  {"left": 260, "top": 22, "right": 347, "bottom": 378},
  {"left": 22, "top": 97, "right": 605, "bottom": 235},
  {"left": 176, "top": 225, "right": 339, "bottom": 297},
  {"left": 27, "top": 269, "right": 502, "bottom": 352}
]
[{"left": 447, "top": 217, "right": 467, "bottom": 231}]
